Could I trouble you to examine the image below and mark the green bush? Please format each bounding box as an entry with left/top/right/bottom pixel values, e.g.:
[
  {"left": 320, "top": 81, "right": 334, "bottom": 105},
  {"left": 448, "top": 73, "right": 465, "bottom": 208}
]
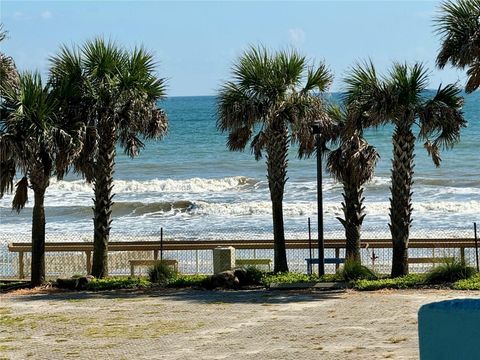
[
  {"left": 453, "top": 274, "right": 480, "bottom": 290},
  {"left": 353, "top": 274, "right": 424, "bottom": 291},
  {"left": 424, "top": 258, "right": 476, "bottom": 284},
  {"left": 168, "top": 274, "right": 209, "bottom": 288},
  {"left": 85, "top": 277, "right": 151, "bottom": 291},
  {"left": 148, "top": 261, "right": 178, "bottom": 284},
  {"left": 261, "top": 272, "right": 319, "bottom": 286},
  {"left": 337, "top": 259, "right": 377, "bottom": 281},
  {"left": 261, "top": 272, "right": 339, "bottom": 286}
]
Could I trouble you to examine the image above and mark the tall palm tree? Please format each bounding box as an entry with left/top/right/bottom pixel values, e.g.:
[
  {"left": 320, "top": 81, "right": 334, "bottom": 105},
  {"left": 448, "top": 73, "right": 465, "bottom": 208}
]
[
  {"left": 49, "top": 39, "right": 168, "bottom": 278},
  {"left": 345, "top": 62, "right": 466, "bottom": 277},
  {"left": 217, "top": 47, "right": 334, "bottom": 273},
  {"left": 436, "top": 0, "right": 480, "bottom": 92},
  {"left": 326, "top": 105, "right": 379, "bottom": 262},
  {"left": 0, "top": 72, "right": 84, "bottom": 286}
]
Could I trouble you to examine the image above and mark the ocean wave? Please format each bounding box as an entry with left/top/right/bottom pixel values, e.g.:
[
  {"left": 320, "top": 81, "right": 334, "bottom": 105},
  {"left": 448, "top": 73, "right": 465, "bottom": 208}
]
[{"left": 46, "top": 176, "right": 257, "bottom": 194}]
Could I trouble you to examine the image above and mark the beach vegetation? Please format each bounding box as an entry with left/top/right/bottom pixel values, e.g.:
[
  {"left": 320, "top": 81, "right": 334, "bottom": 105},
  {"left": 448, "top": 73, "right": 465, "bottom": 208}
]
[
  {"left": 353, "top": 274, "right": 424, "bottom": 291},
  {"left": 337, "top": 259, "right": 378, "bottom": 281},
  {"left": 326, "top": 104, "right": 379, "bottom": 261},
  {"left": 49, "top": 38, "right": 168, "bottom": 278},
  {"left": 345, "top": 61, "right": 466, "bottom": 277},
  {"left": 424, "top": 257, "right": 476, "bottom": 284},
  {"left": 148, "top": 261, "right": 178, "bottom": 284},
  {"left": 85, "top": 276, "right": 151, "bottom": 291},
  {"left": 217, "top": 46, "right": 335, "bottom": 272},
  {"left": 167, "top": 274, "right": 209, "bottom": 288},
  {"left": 261, "top": 272, "right": 339, "bottom": 286},
  {"left": 453, "top": 274, "right": 480, "bottom": 290},
  {"left": 436, "top": 0, "right": 480, "bottom": 92}
]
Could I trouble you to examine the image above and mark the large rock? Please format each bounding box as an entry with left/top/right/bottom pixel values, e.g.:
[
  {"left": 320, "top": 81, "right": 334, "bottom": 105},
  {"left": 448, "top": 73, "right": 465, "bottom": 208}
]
[{"left": 204, "top": 270, "right": 240, "bottom": 289}]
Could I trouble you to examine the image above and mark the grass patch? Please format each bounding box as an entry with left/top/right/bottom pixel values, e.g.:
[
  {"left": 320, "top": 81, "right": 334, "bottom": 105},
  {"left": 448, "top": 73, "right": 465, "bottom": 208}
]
[
  {"left": 167, "top": 274, "right": 209, "bottom": 288},
  {"left": 261, "top": 272, "right": 339, "bottom": 286},
  {"left": 85, "top": 277, "right": 151, "bottom": 291},
  {"left": 453, "top": 274, "right": 480, "bottom": 290},
  {"left": 353, "top": 274, "right": 424, "bottom": 291},
  {"left": 424, "top": 258, "right": 476, "bottom": 284},
  {"left": 0, "top": 314, "right": 27, "bottom": 327},
  {"left": 83, "top": 320, "right": 200, "bottom": 339}
]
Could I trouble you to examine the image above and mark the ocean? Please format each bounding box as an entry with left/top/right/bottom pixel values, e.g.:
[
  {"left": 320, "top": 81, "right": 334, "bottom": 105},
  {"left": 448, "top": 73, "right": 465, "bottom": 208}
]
[{"left": 0, "top": 93, "right": 479, "bottom": 238}]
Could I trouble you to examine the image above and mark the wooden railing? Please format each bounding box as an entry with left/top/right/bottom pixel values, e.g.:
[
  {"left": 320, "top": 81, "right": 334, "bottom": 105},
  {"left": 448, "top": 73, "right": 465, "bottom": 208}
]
[{"left": 8, "top": 238, "right": 477, "bottom": 279}]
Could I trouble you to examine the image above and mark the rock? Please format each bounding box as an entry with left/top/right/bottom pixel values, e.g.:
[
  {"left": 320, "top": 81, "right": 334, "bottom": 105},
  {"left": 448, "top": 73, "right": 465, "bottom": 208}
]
[
  {"left": 204, "top": 270, "right": 240, "bottom": 289},
  {"left": 233, "top": 268, "right": 248, "bottom": 286},
  {"left": 56, "top": 275, "right": 94, "bottom": 290}
]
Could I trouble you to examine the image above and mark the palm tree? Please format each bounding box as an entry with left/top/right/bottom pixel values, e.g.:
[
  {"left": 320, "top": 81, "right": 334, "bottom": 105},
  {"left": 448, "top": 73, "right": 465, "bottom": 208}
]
[
  {"left": 345, "top": 62, "right": 466, "bottom": 277},
  {"left": 326, "top": 105, "right": 379, "bottom": 262},
  {"left": 0, "top": 72, "right": 84, "bottom": 286},
  {"left": 49, "top": 39, "right": 168, "bottom": 278},
  {"left": 217, "top": 47, "right": 334, "bottom": 273},
  {"left": 436, "top": 0, "right": 480, "bottom": 92}
]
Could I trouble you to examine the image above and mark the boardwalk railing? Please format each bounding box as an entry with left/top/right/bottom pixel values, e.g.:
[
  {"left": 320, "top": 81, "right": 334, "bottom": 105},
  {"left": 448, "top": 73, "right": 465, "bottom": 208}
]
[{"left": 6, "top": 238, "right": 478, "bottom": 279}]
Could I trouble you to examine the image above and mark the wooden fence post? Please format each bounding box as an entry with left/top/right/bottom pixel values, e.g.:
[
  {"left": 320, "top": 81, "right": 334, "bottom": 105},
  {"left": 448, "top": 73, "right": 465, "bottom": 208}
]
[{"left": 18, "top": 252, "right": 24, "bottom": 279}]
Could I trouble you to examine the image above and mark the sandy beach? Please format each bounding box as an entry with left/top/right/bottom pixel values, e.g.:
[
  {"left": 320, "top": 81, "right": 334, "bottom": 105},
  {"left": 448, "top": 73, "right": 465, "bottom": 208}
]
[{"left": 1, "top": 288, "right": 479, "bottom": 359}]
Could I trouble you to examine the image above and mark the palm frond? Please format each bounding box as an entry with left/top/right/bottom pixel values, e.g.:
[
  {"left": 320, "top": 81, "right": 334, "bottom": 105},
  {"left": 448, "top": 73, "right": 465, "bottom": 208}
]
[
  {"left": 12, "top": 176, "right": 28, "bottom": 213},
  {"left": 303, "top": 62, "right": 333, "bottom": 93},
  {"left": 227, "top": 126, "right": 252, "bottom": 152},
  {"left": 418, "top": 83, "right": 466, "bottom": 157},
  {"left": 0, "top": 158, "right": 15, "bottom": 197}
]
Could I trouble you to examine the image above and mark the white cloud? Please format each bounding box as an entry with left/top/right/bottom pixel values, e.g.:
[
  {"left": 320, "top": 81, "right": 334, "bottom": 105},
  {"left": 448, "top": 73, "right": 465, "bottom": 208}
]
[
  {"left": 40, "top": 10, "right": 52, "bottom": 19},
  {"left": 289, "top": 28, "right": 306, "bottom": 47}
]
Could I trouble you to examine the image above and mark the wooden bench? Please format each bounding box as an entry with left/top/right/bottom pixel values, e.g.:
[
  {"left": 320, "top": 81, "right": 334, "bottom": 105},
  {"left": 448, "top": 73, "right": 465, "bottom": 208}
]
[
  {"left": 306, "top": 258, "right": 346, "bottom": 275},
  {"left": 129, "top": 259, "right": 178, "bottom": 276},
  {"left": 236, "top": 258, "right": 272, "bottom": 270}
]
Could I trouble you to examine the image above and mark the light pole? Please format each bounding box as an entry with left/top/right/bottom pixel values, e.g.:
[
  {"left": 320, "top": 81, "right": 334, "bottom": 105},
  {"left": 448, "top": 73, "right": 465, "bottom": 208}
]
[{"left": 311, "top": 122, "right": 325, "bottom": 276}]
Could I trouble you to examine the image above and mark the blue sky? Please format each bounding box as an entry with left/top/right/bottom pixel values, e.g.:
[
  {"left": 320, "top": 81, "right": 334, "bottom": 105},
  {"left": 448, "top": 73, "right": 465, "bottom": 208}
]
[{"left": 1, "top": 0, "right": 466, "bottom": 96}]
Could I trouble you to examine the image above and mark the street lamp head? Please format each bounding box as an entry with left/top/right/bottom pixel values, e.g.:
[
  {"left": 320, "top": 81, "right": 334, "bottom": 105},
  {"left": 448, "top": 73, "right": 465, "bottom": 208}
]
[{"left": 311, "top": 121, "right": 322, "bottom": 135}]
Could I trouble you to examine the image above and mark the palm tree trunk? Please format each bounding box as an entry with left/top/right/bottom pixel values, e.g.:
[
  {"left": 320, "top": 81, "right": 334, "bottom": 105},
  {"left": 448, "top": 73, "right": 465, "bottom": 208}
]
[
  {"left": 340, "top": 185, "right": 364, "bottom": 262},
  {"left": 30, "top": 174, "right": 47, "bottom": 287},
  {"left": 390, "top": 123, "right": 415, "bottom": 277},
  {"left": 266, "top": 125, "right": 289, "bottom": 273},
  {"left": 91, "top": 122, "right": 116, "bottom": 278}
]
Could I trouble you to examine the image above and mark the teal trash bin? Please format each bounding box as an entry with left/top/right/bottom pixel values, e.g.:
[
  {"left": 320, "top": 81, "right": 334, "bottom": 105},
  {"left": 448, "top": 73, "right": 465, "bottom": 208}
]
[{"left": 418, "top": 299, "right": 480, "bottom": 360}]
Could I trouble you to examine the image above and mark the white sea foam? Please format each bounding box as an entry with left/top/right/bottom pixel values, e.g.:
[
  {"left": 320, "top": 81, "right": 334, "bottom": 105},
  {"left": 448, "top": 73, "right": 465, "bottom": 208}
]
[
  {"left": 188, "top": 200, "right": 480, "bottom": 217},
  {"left": 47, "top": 176, "right": 256, "bottom": 194}
]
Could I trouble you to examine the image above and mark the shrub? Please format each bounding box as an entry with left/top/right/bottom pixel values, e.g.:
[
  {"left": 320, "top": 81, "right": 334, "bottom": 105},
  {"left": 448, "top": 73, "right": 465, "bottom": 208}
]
[
  {"left": 168, "top": 274, "right": 209, "bottom": 288},
  {"left": 353, "top": 274, "right": 424, "bottom": 291},
  {"left": 262, "top": 272, "right": 320, "bottom": 286},
  {"left": 453, "top": 274, "right": 480, "bottom": 290},
  {"left": 85, "top": 277, "right": 151, "bottom": 291},
  {"left": 424, "top": 258, "right": 476, "bottom": 284},
  {"left": 337, "top": 259, "right": 377, "bottom": 281},
  {"left": 148, "top": 261, "right": 178, "bottom": 284}
]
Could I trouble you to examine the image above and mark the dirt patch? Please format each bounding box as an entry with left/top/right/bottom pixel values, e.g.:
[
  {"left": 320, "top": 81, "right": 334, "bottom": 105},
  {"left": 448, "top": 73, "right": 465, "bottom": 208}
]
[{"left": 1, "top": 289, "right": 478, "bottom": 359}]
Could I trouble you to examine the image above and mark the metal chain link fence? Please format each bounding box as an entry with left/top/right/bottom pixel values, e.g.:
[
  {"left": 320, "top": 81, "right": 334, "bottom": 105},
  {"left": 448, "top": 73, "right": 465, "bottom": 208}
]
[{"left": 0, "top": 223, "right": 477, "bottom": 279}]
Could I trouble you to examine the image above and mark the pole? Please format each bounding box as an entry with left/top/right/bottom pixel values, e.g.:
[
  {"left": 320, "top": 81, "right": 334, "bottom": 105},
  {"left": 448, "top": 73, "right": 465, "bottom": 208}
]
[
  {"left": 474, "top": 222, "right": 478, "bottom": 272},
  {"left": 160, "top": 227, "right": 164, "bottom": 262},
  {"left": 308, "top": 217, "right": 312, "bottom": 261},
  {"left": 316, "top": 136, "right": 325, "bottom": 276}
]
